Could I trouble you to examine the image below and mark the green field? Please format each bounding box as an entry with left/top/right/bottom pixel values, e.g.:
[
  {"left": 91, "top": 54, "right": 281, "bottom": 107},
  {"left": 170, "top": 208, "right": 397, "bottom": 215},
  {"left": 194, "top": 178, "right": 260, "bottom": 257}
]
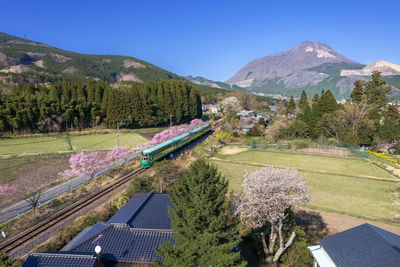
[
  {"left": 0, "top": 132, "right": 148, "bottom": 154},
  {"left": 209, "top": 148, "right": 400, "bottom": 224}
]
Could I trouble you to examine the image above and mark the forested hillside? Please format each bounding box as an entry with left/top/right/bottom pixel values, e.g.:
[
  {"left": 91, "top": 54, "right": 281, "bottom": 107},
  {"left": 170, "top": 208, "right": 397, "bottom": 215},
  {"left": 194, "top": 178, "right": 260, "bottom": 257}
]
[
  {"left": 0, "top": 32, "right": 183, "bottom": 87},
  {"left": 0, "top": 80, "right": 202, "bottom": 134}
]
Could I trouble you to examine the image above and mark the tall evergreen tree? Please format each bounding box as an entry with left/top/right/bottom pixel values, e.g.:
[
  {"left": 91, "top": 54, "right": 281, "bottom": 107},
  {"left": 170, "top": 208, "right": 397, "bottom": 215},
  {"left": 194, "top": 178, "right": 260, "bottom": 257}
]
[
  {"left": 156, "top": 160, "right": 245, "bottom": 267},
  {"left": 286, "top": 96, "right": 296, "bottom": 115},
  {"left": 298, "top": 90, "right": 309, "bottom": 112}
]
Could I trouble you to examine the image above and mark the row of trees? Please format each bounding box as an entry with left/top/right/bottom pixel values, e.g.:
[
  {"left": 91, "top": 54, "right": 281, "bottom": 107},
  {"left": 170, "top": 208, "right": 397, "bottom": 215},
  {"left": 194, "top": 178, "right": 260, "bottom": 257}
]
[
  {"left": 281, "top": 71, "right": 400, "bottom": 147},
  {"left": 0, "top": 80, "right": 202, "bottom": 134}
]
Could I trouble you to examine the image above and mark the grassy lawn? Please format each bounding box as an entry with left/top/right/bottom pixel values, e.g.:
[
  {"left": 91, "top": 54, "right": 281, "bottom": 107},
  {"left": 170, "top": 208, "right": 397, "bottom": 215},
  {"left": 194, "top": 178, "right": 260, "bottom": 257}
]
[
  {"left": 0, "top": 132, "right": 148, "bottom": 154},
  {"left": 68, "top": 132, "right": 147, "bottom": 150},
  {"left": 208, "top": 148, "right": 400, "bottom": 224},
  {"left": 218, "top": 149, "right": 395, "bottom": 180}
]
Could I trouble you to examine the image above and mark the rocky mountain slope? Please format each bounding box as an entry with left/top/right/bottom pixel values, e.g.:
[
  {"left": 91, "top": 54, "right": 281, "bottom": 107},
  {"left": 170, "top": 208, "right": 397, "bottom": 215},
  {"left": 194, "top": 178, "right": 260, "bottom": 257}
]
[
  {"left": 225, "top": 41, "right": 400, "bottom": 99},
  {"left": 341, "top": 60, "right": 400, "bottom": 76},
  {"left": 184, "top": 75, "right": 245, "bottom": 91},
  {"left": 0, "top": 32, "right": 183, "bottom": 89}
]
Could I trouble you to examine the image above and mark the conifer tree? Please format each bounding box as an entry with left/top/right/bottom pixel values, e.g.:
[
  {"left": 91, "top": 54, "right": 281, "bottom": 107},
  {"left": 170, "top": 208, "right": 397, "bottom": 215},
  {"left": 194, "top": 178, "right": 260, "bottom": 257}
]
[
  {"left": 286, "top": 96, "right": 296, "bottom": 115},
  {"left": 298, "top": 90, "right": 309, "bottom": 112},
  {"left": 156, "top": 160, "right": 245, "bottom": 267}
]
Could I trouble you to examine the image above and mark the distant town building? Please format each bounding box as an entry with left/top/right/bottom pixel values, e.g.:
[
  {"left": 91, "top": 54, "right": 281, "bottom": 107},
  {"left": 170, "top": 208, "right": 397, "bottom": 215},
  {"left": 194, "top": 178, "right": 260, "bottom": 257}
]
[{"left": 308, "top": 223, "right": 400, "bottom": 267}]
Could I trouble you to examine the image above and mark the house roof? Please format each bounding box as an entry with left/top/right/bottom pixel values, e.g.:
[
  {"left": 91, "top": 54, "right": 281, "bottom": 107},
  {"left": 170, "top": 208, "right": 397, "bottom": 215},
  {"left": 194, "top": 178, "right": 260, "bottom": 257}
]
[
  {"left": 23, "top": 252, "right": 99, "bottom": 267},
  {"left": 70, "top": 224, "right": 173, "bottom": 263},
  {"left": 108, "top": 192, "right": 173, "bottom": 229},
  {"left": 319, "top": 223, "right": 400, "bottom": 267},
  {"left": 25, "top": 193, "right": 174, "bottom": 266},
  {"left": 60, "top": 193, "right": 174, "bottom": 264}
]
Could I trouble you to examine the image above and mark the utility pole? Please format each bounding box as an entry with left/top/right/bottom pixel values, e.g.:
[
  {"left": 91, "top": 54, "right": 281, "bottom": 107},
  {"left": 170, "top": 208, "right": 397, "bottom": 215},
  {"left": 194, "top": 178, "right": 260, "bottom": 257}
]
[
  {"left": 117, "top": 121, "right": 125, "bottom": 146},
  {"left": 170, "top": 115, "right": 174, "bottom": 127}
]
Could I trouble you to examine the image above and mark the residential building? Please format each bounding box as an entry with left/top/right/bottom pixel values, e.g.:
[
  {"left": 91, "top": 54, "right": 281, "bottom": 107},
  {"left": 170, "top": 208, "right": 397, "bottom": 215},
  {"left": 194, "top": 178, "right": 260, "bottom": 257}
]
[
  {"left": 309, "top": 223, "right": 400, "bottom": 267},
  {"left": 23, "top": 193, "right": 174, "bottom": 267}
]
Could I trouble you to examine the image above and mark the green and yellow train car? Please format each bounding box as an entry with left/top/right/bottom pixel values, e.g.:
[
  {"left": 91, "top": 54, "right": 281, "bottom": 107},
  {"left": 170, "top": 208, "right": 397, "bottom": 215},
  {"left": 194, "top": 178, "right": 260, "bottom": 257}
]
[{"left": 140, "top": 123, "right": 211, "bottom": 168}]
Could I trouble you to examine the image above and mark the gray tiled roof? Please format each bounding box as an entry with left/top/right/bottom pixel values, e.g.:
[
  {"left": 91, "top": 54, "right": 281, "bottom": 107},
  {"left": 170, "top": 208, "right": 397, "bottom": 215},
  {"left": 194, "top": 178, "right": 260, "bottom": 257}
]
[
  {"left": 70, "top": 224, "right": 173, "bottom": 263},
  {"left": 108, "top": 192, "right": 173, "bottom": 229},
  {"left": 320, "top": 223, "right": 400, "bottom": 267},
  {"left": 65, "top": 193, "right": 174, "bottom": 263},
  {"left": 24, "top": 193, "right": 174, "bottom": 266},
  {"left": 23, "top": 252, "right": 98, "bottom": 267}
]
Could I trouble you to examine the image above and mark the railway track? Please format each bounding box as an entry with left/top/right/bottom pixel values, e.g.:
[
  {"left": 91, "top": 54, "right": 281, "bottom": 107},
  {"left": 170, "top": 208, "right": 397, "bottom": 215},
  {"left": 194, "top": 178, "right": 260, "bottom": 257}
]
[
  {"left": 0, "top": 167, "right": 147, "bottom": 256},
  {"left": 0, "top": 121, "right": 222, "bottom": 256}
]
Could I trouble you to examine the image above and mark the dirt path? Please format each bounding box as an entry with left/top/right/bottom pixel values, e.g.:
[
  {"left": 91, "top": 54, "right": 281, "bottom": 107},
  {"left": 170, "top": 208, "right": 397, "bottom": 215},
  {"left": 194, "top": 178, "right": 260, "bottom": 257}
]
[{"left": 302, "top": 208, "right": 400, "bottom": 235}]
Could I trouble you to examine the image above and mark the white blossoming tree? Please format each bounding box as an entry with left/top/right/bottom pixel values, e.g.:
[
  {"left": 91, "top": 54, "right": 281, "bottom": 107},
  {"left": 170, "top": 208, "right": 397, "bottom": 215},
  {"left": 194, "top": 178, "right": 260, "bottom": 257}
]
[{"left": 235, "top": 166, "right": 310, "bottom": 263}]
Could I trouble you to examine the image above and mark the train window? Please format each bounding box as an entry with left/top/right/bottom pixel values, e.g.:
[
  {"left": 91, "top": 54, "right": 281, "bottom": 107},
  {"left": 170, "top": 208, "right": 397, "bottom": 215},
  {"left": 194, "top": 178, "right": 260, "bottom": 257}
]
[{"left": 142, "top": 153, "right": 151, "bottom": 160}]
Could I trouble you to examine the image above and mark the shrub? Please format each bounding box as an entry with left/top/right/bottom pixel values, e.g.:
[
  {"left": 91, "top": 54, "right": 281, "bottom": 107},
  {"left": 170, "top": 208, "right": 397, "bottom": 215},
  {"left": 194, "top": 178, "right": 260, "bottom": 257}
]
[
  {"left": 130, "top": 175, "right": 155, "bottom": 194},
  {"left": 280, "top": 226, "right": 314, "bottom": 267},
  {"left": 246, "top": 126, "right": 262, "bottom": 137}
]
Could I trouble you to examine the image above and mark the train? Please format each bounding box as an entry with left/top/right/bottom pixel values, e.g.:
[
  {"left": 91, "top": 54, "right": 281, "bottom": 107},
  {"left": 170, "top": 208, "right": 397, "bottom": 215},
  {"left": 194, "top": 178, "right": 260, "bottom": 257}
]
[{"left": 140, "top": 123, "right": 212, "bottom": 168}]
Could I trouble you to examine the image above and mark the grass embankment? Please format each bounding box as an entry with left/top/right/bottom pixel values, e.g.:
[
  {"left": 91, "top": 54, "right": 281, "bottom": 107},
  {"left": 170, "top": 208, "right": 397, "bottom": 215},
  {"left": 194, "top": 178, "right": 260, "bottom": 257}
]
[
  {"left": 0, "top": 131, "right": 148, "bottom": 155},
  {"left": 208, "top": 147, "right": 400, "bottom": 225}
]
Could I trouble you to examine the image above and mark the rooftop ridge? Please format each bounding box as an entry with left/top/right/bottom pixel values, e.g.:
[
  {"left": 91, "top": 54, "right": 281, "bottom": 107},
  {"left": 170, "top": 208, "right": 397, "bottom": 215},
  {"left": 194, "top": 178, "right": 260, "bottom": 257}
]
[
  {"left": 110, "top": 223, "right": 173, "bottom": 233},
  {"left": 30, "top": 252, "right": 96, "bottom": 259}
]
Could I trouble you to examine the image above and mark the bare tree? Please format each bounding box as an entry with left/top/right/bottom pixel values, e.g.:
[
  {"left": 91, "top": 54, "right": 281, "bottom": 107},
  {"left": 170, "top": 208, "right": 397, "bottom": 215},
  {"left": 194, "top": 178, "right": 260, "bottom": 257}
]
[
  {"left": 17, "top": 169, "right": 50, "bottom": 211},
  {"left": 339, "top": 101, "right": 373, "bottom": 137},
  {"left": 235, "top": 166, "right": 309, "bottom": 263}
]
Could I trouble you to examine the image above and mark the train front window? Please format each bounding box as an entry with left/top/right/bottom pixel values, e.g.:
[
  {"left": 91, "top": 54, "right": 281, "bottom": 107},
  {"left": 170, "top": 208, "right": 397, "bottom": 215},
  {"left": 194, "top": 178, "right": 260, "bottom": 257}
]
[{"left": 142, "top": 153, "right": 151, "bottom": 160}]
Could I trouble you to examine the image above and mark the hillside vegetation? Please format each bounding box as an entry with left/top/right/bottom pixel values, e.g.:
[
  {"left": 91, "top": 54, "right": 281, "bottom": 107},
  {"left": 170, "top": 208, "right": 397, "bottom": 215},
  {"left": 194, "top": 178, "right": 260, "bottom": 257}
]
[{"left": 0, "top": 32, "right": 183, "bottom": 87}]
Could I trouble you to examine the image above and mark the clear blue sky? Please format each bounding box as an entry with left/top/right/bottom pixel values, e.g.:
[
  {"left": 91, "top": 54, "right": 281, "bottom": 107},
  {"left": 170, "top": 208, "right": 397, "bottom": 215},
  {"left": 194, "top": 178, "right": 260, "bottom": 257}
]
[{"left": 2, "top": 0, "right": 400, "bottom": 81}]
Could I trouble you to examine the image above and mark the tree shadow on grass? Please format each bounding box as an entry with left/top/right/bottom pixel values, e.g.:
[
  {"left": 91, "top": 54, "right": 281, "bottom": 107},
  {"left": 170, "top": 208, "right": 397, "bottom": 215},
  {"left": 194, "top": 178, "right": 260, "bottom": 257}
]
[{"left": 295, "top": 210, "right": 329, "bottom": 242}]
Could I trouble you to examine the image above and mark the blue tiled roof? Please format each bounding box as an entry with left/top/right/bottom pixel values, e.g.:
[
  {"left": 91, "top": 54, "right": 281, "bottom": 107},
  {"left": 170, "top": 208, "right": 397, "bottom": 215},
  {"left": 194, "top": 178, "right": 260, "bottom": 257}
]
[
  {"left": 71, "top": 224, "right": 173, "bottom": 263},
  {"left": 128, "top": 193, "right": 173, "bottom": 229},
  {"left": 108, "top": 193, "right": 173, "bottom": 229},
  {"left": 63, "top": 222, "right": 111, "bottom": 251},
  {"left": 23, "top": 252, "right": 98, "bottom": 267},
  {"left": 320, "top": 223, "right": 400, "bottom": 267},
  {"left": 57, "top": 193, "right": 174, "bottom": 264},
  {"left": 108, "top": 193, "right": 153, "bottom": 225}
]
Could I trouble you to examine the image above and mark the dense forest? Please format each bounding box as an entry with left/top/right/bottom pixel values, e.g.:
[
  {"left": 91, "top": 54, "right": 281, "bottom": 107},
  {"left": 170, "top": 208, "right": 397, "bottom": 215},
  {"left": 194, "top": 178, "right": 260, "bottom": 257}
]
[
  {"left": 279, "top": 72, "right": 400, "bottom": 147},
  {"left": 0, "top": 80, "right": 202, "bottom": 134}
]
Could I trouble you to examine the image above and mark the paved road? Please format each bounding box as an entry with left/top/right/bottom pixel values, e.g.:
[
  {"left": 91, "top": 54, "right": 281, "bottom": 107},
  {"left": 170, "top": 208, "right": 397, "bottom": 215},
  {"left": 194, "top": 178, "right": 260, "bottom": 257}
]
[{"left": 0, "top": 152, "right": 140, "bottom": 224}]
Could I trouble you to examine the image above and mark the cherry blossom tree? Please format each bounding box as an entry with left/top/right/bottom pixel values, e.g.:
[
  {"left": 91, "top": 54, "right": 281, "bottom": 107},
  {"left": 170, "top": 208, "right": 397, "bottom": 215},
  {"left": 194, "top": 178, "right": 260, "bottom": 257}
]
[
  {"left": 0, "top": 185, "right": 16, "bottom": 196},
  {"left": 17, "top": 169, "right": 50, "bottom": 211},
  {"left": 62, "top": 152, "right": 107, "bottom": 180},
  {"left": 221, "top": 96, "right": 243, "bottom": 112},
  {"left": 235, "top": 166, "right": 309, "bottom": 263},
  {"left": 106, "top": 146, "right": 133, "bottom": 163},
  {"left": 133, "top": 119, "right": 206, "bottom": 153}
]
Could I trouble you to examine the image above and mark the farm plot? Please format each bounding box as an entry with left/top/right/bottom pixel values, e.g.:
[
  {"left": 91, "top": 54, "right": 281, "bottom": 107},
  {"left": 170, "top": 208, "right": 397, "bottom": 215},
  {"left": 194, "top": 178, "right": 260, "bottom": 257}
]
[
  {"left": 208, "top": 147, "right": 400, "bottom": 224},
  {"left": 221, "top": 150, "right": 395, "bottom": 180},
  {"left": 0, "top": 132, "right": 148, "bottom": 154}
]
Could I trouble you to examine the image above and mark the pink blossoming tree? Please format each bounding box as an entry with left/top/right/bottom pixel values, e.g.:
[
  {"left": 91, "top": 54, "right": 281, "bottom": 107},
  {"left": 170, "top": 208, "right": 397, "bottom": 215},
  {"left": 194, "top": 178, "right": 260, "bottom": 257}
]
[
  {"left": 235, "top": 166, "right": 309, "bottom": 263},
  {"left": 0, "top": 185, "right": 16, "bottom": 196},
  {"left": 105, "top": 146, "right": 133, "bottom": 163},
  {"left": 62, "top": 152, "right": 106, "bottom": 180},
  {"left": 17, "top": 169, "right": 50, "bottom": 211},
  {"left": 133, "top": 119, "right": 205, "bottom": 152}
]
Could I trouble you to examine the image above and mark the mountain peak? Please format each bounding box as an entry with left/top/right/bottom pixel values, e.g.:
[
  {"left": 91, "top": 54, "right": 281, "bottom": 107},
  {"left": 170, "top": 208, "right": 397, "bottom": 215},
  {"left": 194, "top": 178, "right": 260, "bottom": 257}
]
[{"left": 226, "top": 41, "right": 357, "bottom": 85}]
